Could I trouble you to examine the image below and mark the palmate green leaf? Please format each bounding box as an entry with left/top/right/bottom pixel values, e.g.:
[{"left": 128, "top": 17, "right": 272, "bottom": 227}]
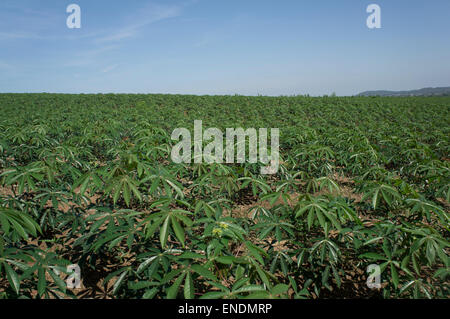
[
  {"left": 143, "top": 287, "right": 159, "bottom": 299},
  {"left": 245, "top": 241, "right": 266, "bottom": 265},
  {"left": 215, "top": 256, "right": 238, "bottom": 264},
  {"left": 401, "top": 254, "right": 411, "bottom": 271},
  {"left": 245, "top": 292, "right": 270, "bottom": 299},
  {"left": 8, "top": 218, "right": 27, "bottom": 240},
  {"left": 258, "top": 225, "right": 274, "bottom": 239},
  {"left": 160, "top": 216, "right": 170, "bottom": 248},
  {"left": 362, "top": 183, "right": 401, "bottom": 210},
  {"left": 149, "top": 177, "right": 160, "bottom": 195},
  {"left": 260, "top": 191, "right": 290, "bottom": 206},
  {"left": 123, "top": 183, "right": 131, "bottom": 207},
  {"left": 0, "top": 213, "right": 10, "bottom": 234},
  {"left": 309, "top": 238, "right": 341, "bottom": 264},
  {"left": 7, "top": 256, "right": 30, "bottom": 277},
  {"left": 1, "top": 165, "right": 44, "bottom": 194},
  {"left": 105, "top": 175, "right": 142, "bottom": 207},
  {"left": 391, "top": 263, "right": 399, "bottom": 288},
  {"left": 128, "top": 280, "right": 159, "bottom": 290},
  {"left": 321, "top": 265, "right": 331, "bottom": 289},
  {"left": 0, "top": 237, "right": 4, "bottom": 256},
  {"left": 200, "top": 291, "right": 228, "bottom": 299},
  {"left": 363, "top": 236, "right": 384, "bottom": 246},
  {"left": 412, "top": 254, "right": 421, "bottom": 275},
  {"left": 271, "top": 284, "right": 289, "bottom": 296},
  {"left": 161, "top": 268, "right": 184, "bottom": 285},
  {"left": 174, "top": 212, "right": 194, "bottom": 227},
  {"left": 171, "top": 215, "right": 185, "bottom": 247},
  {"left": 371, "top": 188, "right": 380, "bottom": 210},
  {"left": 239, "top": 177, "right": 271, "bottom": 196},
  {"left": 142, "top": 170, "right": 185, "bottom": 199},
  {"left": 195, "top": 200, "right": 215, "bottom": 218},
  {"left": 399, "top": 280, "right": 415, "bottom": 295},
  {"left": 184, "top": 272, "right": 194, "bottom": 299},
  {"left": 400, "top": 278, "right": 428, "bottom": 299},
  {"left": 307, "top": 209, "right": 315, "bottom": 229},
  {"left": 295, "top": 196, "right": 341, "bottom": 232},
  {"left": 0, "top": 207, "right": 41, "bottom": 241},
  {"left": 144, "top": 215, "right": 165, "bottom": 240},
  {"left": 106, "top": 234, "right": 128, "bottom": 251},
  {"left": 72, "top": 171, "right": 103, "bottom": 196},
  {"left": 113, "top": 184, "right": 121, "bottom": 205},
  {"left": 433, "top": 267, "right": 450, "bottom": 280},
  {"left": 166, "top": 273, "right": 185, "bottom": 299},
  {"left": 233, "top": 284, "right": 266, "bottom": 294},
  {"left": 166, "top": 180, "right": 184, "bottom": 198},
  {"left": 48, "top": 268, "right": 67, "bottom": 293},
  {"left": 436, "top": 183, "right": 450, "bottom": 203},
  {"left": 137, "top": 256, "right": 158, "bottom": 274},
  {"left": 382, "top": 239, "right": 392, "bottom": 259},
  {"left": 146, "top": 209, "right": 193, "bottom": 248},
  {"left": 128, "top": 180, "right": 142, "bottom": 202},
  {"left": 254, "top": 264, "right": 270, "bottom": 288},
  {"left": 191, "top": 264, "right": 217, "bottom": 281},
  {"left": 4, "top": 262, "right": 20, "bottom": 295},
  {"left": 406, "top": 198, "right": 449, "bottom": 223},
  {"left": 102, "top": 266, "right": 125, "bottom": 288},
  {"left": 316, "top": 176, "right": 340, "bottom": 193},
  {"left": 332, "top": 265, "right": 341, "bottom": 288},
  {"left": 406, "top": 226, "right": 449, "bottom": 267},
  {"left": 425, "top": 240, "right": 437, "bottom": 265},
  {"left": 38, "top": 267, "right": 46, "bottom": 297},
  {"left": 316, "top": 210, "right": 325, "bottom": 228},
  {"left": 179, "top": 252, "right": 205, "bottom": 259},
  {"left": 232, "top": 277, "right": 249, "bottom": 291},
  {"left": 271, "top": 253, "right": 289, "bottom": 275},
  {"left": 113, "top": 270, "right": 129, "bottom": 295},
  {"left": 330, "top": 198, "right": 362, "bottom": 225}
]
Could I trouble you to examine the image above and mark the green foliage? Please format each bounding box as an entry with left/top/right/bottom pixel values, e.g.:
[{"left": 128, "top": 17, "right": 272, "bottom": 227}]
[{"left": 0, "top": 93, "right": 448, "bottom": 299}]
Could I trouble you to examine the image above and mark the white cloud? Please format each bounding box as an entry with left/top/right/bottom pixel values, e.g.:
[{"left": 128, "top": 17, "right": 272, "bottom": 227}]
[
  {"left": 0, "top": 1, "right": 194, "bottom": 43},
  {"left": 95, "top": 3, "right": 183, "bottom": 43},
  {"left": 102, "top": 64, "right": 119, "bottom": 73},
  {"left": 0, "top": 61, "right": 13, "bottom": 69},
  {"left": 0, "top": 31, "right": 40, "bottom": 40},
  {"left": 64, "top": 45, "right": 119, "bottom": 67}
]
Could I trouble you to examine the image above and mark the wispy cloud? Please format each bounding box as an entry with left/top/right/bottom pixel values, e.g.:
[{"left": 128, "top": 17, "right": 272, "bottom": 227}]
[
  {"left": 0, "top": 61, "right": 13, "bottom": 70},
  {"left": 102, "top": 64, "right": 119, "bottom": 73},
  {"left": 0, "top": 31, "right": 40, "bottom": 40},
  {"left": 0, "top": 1, "right": 194, "bottom": 43},
  {"left": 0, "top": 30, "right": 104, "bottom": 41},
  {"left": 64, "top": 45, "right": 119, "bottom": 67},
  {"left": 95, "top": 3, "right": 183, "bottom": 43},
  {"left": 0, "top": 2, "right": 61, "bottom": 40}
]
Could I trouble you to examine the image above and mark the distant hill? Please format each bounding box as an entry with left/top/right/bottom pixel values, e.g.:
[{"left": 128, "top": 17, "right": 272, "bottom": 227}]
[{"left": 357, "top": 87, "right": 450, "bottom": 97}]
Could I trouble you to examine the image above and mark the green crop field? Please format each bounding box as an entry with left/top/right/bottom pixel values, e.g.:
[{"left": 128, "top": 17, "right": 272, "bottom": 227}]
[{"left": 0, "top": 93, "right": 449, "bottom": 299}]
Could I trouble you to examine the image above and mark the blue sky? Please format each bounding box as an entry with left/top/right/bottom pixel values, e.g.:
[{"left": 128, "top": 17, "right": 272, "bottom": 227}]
[{"left": 0, "top": 0, "right": 449, "bottom": 96}]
